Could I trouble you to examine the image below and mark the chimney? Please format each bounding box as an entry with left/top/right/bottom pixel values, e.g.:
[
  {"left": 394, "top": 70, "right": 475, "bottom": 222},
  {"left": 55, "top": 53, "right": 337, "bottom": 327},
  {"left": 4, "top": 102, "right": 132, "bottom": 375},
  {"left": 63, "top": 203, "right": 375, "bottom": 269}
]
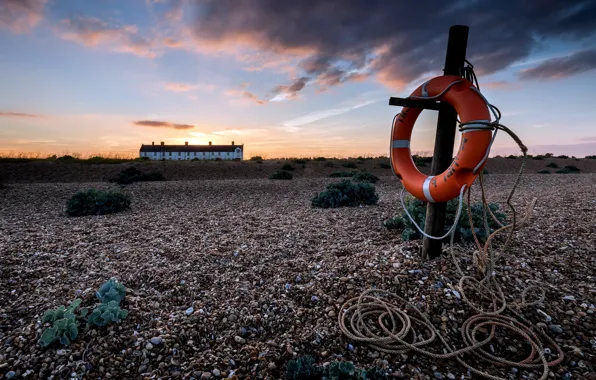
[
  {"left": 185, "top": 141, "right": 188, "bottom": 146},
  {"left": 161, "top": 141, "right": 164, "bottom": 146},
  {"left": 209, "top": 141, "right": 212, "bottom": 146},
  {"left": 152, "top": 142, "right": 155, "bottom": 145},
  {"left": 231, "top": 141, "right": 234, "bottom": 145}
]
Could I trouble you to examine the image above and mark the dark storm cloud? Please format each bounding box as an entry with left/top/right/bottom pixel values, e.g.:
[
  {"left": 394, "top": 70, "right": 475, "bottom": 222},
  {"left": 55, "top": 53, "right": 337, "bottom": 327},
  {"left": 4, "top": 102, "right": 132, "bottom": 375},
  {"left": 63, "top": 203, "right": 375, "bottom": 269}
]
[
  {"left": 519, "top": 49, "right": 596, "bottom": 80},
  {"left": 187, "top": 0, "right": 596, "bottom": 97},
  {"left": 133, "top": 120, "right": 195, "bottom": 130}
]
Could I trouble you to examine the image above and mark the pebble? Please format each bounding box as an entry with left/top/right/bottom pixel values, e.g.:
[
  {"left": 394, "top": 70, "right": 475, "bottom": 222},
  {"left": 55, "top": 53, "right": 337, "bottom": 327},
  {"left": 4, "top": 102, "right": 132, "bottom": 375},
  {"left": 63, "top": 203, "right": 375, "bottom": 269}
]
[
  {"left": 536, "top": 322, "right": 547, "bottom": 329},
  {"left": 548, "top": 325, "right": 563, "bottom": 334},
  {"left": 150, "top": 337, "right": 163, "bottom": 345},
  {"left": 212, "top": 368, "right": 221, "bottom": 377},
  {"left": 6, "top": 371, "right": 16, "bottom": 379},
  {"left": 185, "top": 307, "right": 194, "bottom": 315},
  {"left": 138, "top": 365, "right": 147, "bottom": 373},
  {"left": 565, "top": 310, "right": 575, "bottom": 316},
  {"left": 447, "top": 374, "right": 456, "bottom": 380},
  {"left": 578, "top": 311, "right": 587, "bottom": 317},
  {"left": 268, "top": 362, "right": 276, "bottom": 370},
  {"left": 228, "top": 314, "right": 238, "bottom": 322},
  {"left": 201, "top": 372, "right": 212, "bottom": 379},
  {"left": 234, "top": 336, "right": 246, "bottom": 344},
  {"left": 328, "top": 310, "right": 337, "bottom": 317},
  {"left": 145, "top": 343, "right": 153, "bottom": 350},
  {"left": 434, "top": 372, "right": 444, "bottom": 379}
]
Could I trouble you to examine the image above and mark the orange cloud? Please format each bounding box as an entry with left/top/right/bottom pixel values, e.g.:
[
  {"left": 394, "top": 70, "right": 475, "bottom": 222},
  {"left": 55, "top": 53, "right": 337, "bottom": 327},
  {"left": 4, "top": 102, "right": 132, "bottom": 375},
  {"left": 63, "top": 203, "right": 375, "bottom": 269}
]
[
  {"left": 133, "top": 120, "right": 195, "bottom": 130},
  {"left": 0, "top": 0, "right": 47, "bottom": 33}
]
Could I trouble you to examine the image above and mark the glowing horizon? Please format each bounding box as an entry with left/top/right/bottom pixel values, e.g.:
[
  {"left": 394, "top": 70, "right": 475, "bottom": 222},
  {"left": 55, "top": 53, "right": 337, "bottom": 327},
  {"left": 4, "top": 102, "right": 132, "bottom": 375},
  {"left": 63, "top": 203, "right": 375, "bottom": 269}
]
[{"left": 1, "top": 1, "right": 595, "bottom": 158}]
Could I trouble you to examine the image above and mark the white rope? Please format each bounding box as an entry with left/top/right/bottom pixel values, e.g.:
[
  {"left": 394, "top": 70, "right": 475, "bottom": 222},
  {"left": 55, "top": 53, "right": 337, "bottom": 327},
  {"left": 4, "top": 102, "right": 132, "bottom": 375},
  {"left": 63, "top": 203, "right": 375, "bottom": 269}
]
[{"left": 399, "top": 185, "right": 467, "bottom": 240}]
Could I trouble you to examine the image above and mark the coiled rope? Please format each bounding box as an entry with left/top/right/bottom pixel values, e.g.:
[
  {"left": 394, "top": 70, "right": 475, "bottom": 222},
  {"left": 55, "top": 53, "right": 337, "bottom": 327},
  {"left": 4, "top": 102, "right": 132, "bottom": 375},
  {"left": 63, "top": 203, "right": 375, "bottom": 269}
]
[{"left": 339, "top": 63, "right": 563, "bottom": 379}]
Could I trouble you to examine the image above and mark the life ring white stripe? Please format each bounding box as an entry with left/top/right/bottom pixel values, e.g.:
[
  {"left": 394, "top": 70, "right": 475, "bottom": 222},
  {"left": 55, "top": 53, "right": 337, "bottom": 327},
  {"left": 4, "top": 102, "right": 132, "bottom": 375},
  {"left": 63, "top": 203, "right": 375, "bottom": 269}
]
[
  {"left": 392, "top": 140, "right": 410, "bottom": 149},
  {"left": 423, "top": 176, "right": 435, "bottom": 203}
]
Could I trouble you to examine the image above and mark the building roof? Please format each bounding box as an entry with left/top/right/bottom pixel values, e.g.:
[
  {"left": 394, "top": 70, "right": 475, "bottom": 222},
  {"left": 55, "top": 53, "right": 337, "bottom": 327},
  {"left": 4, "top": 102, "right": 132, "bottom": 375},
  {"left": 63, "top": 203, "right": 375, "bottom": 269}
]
[{"left": 140, "top": 144, "right": 243, "bottom": 153}]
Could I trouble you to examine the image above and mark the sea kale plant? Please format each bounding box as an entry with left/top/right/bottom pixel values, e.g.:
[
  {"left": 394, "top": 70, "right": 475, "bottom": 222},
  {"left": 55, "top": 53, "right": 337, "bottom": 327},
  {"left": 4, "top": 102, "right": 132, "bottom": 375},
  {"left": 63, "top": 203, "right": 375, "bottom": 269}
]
[
  {"left": 39, "top": 279, "right": 129, "bottom": 348},
  {"left": 87, "top": 301, "right": 128, "bottom": 327},
  {"left": 39, "top": 299, "right": 88, "bottom": 347},
  {"left": 285, "top": 356, "right": 389, "bottom": 380},
  {"left": 96, "top": 278, "right": 126, "bottom": 304}
]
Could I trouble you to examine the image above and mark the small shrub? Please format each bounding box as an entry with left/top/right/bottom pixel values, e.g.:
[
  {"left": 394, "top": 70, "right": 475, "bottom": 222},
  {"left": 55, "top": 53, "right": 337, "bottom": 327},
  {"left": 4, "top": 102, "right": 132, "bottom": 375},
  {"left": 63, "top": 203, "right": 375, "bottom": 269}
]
[
  {"left": 314, "top": 157, "right": 327, "bottom": 161},
  {"left": 312, "top": 180, "right": 378, "bottom": 208},
  {"left": 537, "top": 169, "right": 551, "bottom": 174},
  {"left": 293, "top": 159, "right": 307, "bottom": 165},
  {"left": 329, "top": 171, "right": 358, "bottom": 178},
  {"left": 215, "top": 157, "right": 222, "bottom": 161},
  {"left": 66, "top": 189, "right": 131, "bottom": 217},
  {"left": 556, "top": 155, "right": 569, "bottom": 159},
  {"left": 556, "top": 165, "right": 580, "bottom": 174},
  {"left": 481, "top": 168, "right": 489, "bottom": 175},
  {"left": 96, "top": 279, "right": 126, "bottom": 305},
  {"left": 352, "top": 171, "right": 379, "bottom": 183},
  {"left": 413, "top": 155, "right": 433, "bottom": 166},
  {"left": 57, "top": 155, "right": 76, "bottom": 161},
  {"left": 256, "top": 160, "right": 263, "bottom": 164},
  {"left": 342, "top": 161, "right": 358, "bottom": 169},
  {"left": 546, "top": 162, "right": 559, "bottom": 168},
  {"left": 250, "top": 156, "right": 263, "bottom": 161},
  {"left": 324, "top": 161, "right": 334, "bottom": 167},
  {"left": 544, "top": 153, "right": 554, "bottom": 158},
  {"left": 586, "top": 155, "right": 596, "bottom": 159},
  {"left": 269, "top": 170, "right": 293, "bottom": 180},
  {"left": 506, "top": 155, "right": 517, "bottom": 159},
  {"left": 385, "top": 198, "right": 506, "bottom": 243},
  {"left": 532, "top": 155, "right": 545, "bottom": 160},
  {"left": 281, "top": 163, "right": 295, "bottom": 171},
  {"left": 383, "top": 216, "right": 405, "bottom": 230},
  {"left": 110, "top": 167, "right": 166, "bottom": 184},
  {"left": 232, "top": 157, "right": 241, "bottom": 161},
  {"left": 87, "top": 301, "right": 128, "bottom": 327},
  {"left": 379, "top": 162, "right": 391, "bottom": 169}
]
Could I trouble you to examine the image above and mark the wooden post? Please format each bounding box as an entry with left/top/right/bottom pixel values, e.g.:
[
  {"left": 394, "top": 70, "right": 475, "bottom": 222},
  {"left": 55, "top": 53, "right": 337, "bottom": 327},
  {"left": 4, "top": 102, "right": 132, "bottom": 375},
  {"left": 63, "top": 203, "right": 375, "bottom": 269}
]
[{"left": 421, "top": 25, "right": 469, "bottom": 260}]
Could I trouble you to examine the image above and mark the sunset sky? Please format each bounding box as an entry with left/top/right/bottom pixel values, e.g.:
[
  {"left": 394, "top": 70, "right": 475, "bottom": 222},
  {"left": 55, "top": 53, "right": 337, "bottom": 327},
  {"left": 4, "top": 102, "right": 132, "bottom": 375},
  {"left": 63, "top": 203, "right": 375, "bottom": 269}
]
[{"left": 1, "top": 0, "right": 595, "bottom": 158}]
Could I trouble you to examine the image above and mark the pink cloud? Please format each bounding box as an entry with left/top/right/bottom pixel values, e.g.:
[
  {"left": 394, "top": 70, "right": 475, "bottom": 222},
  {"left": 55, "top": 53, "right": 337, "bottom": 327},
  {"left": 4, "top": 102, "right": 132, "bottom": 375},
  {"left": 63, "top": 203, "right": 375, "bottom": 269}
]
[
  {"left": 0, "top": 0, "right": 47, "bottom": 33},
  {"left": 225, "top": 88, "right": 265, "bottom": 105},
  {"left": 0, "top": 111, "right": 41, "bottom": 118},
  {"left": 165, "top": 82, "right": 217, "bottom": 92},
  {"left": 59, "top": 16, "right": 158, "bottom": 59}
]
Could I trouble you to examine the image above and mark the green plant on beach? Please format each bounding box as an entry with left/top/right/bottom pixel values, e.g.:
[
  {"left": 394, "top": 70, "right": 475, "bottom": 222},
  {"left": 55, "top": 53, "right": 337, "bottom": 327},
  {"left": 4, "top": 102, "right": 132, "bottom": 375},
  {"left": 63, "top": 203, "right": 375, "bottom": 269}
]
[
  {"left": 66, "top": 189, "right": 131, "bottom": 217},
  {"left": 269, "top": 170, "right": 293, "bottom": 180},
  {"left": 384, "top": 197, "right": 506, "bottom": 243},
  {"left": 96, "top": 278, "right": 126, "bottom": 305},
  {"left": 87, "top": 301, "right": 128, "bottom": 327},
  {"left": 312, "top": 180, "right": 378, "bottom": 208}
]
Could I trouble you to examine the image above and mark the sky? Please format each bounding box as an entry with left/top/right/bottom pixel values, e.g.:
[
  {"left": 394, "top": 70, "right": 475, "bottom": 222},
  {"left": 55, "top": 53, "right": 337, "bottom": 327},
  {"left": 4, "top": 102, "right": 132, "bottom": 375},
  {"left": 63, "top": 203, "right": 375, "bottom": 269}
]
[{"left": 1, "top": 0, "right": 596, "bottom": 158}]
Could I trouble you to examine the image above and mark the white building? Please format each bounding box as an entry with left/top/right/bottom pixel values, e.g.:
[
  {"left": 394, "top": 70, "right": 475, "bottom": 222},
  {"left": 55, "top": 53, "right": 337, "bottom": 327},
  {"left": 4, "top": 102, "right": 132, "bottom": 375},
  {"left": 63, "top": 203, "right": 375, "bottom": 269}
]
[{"left": 139, "top": 141, "right": 244, "bottom": 160}]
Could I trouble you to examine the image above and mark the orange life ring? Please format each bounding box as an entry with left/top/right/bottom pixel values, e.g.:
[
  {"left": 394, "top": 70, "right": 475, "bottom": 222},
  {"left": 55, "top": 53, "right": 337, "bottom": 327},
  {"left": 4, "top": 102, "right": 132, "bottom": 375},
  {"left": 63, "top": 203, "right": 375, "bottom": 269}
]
[{"left": 390, "top": 75, "right": 492, "bottom": 203}]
